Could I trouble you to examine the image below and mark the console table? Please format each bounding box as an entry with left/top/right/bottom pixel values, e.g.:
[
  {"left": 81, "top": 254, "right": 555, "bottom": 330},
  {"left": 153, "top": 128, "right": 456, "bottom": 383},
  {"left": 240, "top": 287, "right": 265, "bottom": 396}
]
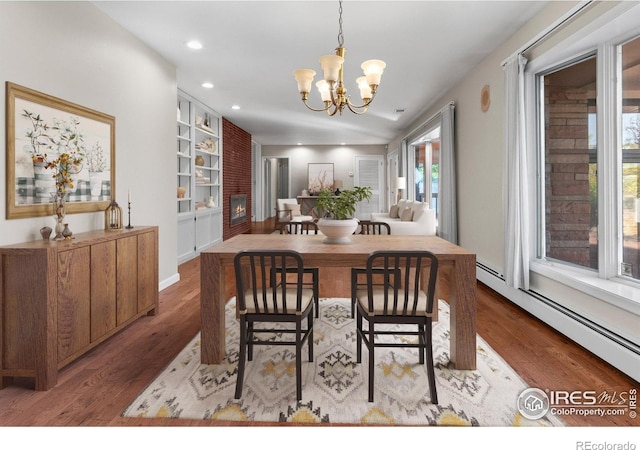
[
  {"left": 0, "top": 226, "right": 158, "bottom": 390},
  {"left": 297, "top": 195, "right": 338, "bottom": 219}
]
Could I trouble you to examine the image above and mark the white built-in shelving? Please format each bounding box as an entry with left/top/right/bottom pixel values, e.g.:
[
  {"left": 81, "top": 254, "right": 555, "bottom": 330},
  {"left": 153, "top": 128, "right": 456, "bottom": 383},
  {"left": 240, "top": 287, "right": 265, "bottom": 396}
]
[{"left": 176, "top": 90, "right": 223, "bottom": 264}]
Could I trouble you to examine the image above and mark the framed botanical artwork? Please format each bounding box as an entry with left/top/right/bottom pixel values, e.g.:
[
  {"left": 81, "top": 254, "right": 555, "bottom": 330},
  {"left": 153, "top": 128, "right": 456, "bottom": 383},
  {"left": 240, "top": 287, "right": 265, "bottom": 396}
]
[
  {"left": 307, "top": 163, "right": 334, "bottom": 194},
  {"left": 6, "top": 82, "right": 115, "bottom": 219}
]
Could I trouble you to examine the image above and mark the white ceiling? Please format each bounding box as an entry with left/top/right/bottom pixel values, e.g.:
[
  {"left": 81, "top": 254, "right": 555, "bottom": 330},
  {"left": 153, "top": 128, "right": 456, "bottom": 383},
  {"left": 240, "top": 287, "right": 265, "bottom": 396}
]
[{"left": 93, "top": 0, "right": 548, "bottom": 146}]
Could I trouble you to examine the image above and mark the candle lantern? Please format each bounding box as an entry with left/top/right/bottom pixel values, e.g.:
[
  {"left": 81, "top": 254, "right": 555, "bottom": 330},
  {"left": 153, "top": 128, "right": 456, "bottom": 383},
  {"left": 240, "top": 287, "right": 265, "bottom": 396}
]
[{"left": 105, "top": 200, "right": 123, "bottom": 230}]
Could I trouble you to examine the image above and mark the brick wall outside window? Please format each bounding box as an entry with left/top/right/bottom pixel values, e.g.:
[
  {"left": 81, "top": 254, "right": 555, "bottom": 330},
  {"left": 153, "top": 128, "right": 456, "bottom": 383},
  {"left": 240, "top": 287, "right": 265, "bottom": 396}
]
[{"left": 544, "top": 81, "right": 594, "bottom": 268}]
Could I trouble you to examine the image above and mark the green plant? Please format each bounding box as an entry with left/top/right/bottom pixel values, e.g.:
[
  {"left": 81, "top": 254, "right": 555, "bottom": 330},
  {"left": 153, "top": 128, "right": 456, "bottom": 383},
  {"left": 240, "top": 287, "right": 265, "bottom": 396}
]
[{"left": 316, "top": 186, "right": 372, "bottom": 220}]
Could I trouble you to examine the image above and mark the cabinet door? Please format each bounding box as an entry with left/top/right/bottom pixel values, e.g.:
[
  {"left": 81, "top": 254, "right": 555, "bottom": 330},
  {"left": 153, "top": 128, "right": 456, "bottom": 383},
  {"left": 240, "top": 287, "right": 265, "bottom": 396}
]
[
  {"left": 57, "top": 247, "right": 91, "bottom": 363},
  {"left": 116, "top": 235, "right": 138, "bottom": 325},
  {"left": 195, "top": 212, "right": 215, "bottom": 253},
  {"left": 177, "top": 214, "right": 196, "bottom": 263},
  {"left": 91, "top": 240, "right": 117, "bottom": 341},
  {"left": 137, "top": 231, "right": 157, "bottom": 312}
]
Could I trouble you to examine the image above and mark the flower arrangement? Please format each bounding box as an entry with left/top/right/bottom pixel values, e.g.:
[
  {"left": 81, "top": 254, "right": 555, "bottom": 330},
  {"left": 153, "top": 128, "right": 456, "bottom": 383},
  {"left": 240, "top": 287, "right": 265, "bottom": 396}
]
[{"left": 44, "top": 152, "right": 84, "bottom": 195}]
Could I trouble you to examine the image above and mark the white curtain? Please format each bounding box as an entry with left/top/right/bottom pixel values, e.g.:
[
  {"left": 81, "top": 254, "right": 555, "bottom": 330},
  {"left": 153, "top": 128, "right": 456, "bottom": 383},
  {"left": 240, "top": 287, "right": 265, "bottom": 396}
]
[
  {"left": 439, "top": 103, "right": 457, "bottom": 244},
  {"left": 503, "top": 54, "right": 530, "bottom": 290}
]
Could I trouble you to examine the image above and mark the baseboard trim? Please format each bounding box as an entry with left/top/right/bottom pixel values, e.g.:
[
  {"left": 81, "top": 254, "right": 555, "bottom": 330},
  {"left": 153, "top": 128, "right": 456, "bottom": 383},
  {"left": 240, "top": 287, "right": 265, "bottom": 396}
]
[
  {"left": 476, "top": 264, "right": 640, "bottom": 382},
  {"left": 159, "top": 272, "right": 180, "bottom": 291}
]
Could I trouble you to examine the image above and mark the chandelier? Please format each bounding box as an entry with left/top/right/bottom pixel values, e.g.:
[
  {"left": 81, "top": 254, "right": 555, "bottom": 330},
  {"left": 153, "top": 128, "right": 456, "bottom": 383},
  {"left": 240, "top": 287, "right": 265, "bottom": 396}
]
[{"left": 293, "top": 0, "right": 386, "bottom": 116}]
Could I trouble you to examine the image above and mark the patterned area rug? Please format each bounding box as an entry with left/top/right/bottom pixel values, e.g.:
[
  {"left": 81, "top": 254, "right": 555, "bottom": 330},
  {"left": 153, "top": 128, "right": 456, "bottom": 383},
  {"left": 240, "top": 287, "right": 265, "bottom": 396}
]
[{"left": 122, "top": 298, "right": 564, "bottom": 426}]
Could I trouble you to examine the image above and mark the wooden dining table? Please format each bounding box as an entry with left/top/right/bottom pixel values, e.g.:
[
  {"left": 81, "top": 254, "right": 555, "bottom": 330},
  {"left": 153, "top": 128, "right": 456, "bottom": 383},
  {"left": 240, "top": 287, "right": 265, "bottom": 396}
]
[{"left": 200, "top": 234, "right": 477, "bottom": 370}]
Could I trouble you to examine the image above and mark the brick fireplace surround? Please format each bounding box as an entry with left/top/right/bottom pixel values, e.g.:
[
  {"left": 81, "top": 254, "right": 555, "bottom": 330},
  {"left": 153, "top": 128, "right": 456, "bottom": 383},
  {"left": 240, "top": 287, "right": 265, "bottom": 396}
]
[{"left": 223, "top": 118, "right": 252, "bottom": 240}]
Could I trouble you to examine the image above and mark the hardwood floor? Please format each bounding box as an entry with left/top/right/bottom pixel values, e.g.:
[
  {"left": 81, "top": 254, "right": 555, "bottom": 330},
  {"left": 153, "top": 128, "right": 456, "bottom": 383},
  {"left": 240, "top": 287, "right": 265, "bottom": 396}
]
[{"left": 0, "top": 220, "right": 636, "bottom": 427}]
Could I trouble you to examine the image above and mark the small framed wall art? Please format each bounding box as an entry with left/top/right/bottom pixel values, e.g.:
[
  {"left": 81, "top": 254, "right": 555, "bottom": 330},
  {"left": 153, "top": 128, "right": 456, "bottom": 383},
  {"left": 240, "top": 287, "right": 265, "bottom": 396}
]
[{"left": 307, "top": 163, "right": 334, "bottom": 194}]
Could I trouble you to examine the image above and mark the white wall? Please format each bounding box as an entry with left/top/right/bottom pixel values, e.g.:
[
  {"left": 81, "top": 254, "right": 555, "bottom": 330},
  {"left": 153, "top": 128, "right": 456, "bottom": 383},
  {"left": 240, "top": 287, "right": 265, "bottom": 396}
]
[
  {"left": 0, "top": 2, "right": 178, "bottom": 285},
  {"left": 262, "top": 144, "right": 387, "bottom": 199}
]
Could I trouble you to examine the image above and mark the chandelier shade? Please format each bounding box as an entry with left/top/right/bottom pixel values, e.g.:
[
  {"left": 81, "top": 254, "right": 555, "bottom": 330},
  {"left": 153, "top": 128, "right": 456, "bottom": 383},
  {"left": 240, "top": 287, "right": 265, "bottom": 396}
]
[
  {"left": 294, "top": 69, "right": 316, "bottom": 94},
  {"left": 293, "top": 0, "right": 385, "bottom": 116},
  {"left": 319, "top": 54, "right": 344, "bottom": 82}
]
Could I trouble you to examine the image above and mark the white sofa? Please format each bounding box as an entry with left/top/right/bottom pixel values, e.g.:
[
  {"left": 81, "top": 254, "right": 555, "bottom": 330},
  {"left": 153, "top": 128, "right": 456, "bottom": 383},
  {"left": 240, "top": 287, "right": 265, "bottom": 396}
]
[{"left": 369, "top": 200, "right": 436, "bottom": 236}]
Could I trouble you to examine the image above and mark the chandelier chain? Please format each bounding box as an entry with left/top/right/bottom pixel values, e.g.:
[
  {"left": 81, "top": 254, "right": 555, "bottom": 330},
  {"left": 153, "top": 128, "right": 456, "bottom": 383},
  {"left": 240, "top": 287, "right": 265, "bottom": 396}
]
[{"left": 337, "top": 0, "right": 344, "bottom": 48}]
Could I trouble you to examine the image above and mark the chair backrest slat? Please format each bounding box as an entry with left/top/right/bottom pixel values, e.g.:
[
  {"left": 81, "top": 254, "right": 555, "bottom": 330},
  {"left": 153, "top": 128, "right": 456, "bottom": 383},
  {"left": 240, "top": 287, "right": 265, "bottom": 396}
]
[
  {"left": 234, "top": 249, "right": 306, "bottom": 314},
  {"left": 365, "top": 250, "right": 438, "bottom": 316},
  {"left": 358, "top": 221, "right": 391, "bottom": 235},
  {"left": 279, "top": 221, "right": 318, "bottom": 235}
]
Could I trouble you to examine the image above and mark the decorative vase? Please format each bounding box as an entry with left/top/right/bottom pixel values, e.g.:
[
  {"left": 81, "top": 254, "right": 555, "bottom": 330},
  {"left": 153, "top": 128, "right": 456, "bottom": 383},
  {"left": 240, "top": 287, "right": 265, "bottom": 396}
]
[
  {"left": 206, "top": 196, "right": 215, "bottom": 208},
  {"left": 317, "top": 218, "right": 359, "bottom": 244},
  {"left": 62, "top": 223, "right": 73, "bottom": 239},
  {"left": 40, "top": 226, "right": 52, "bottom": 240},
  {"left": 195, "top": 155, "right": 205, "bottom": 166},
  {"left": 51, "top": 192, "right": 67, "bottom": 241},
  {"left": 177, "top": 186, "right": 186, "bottom": 198}
]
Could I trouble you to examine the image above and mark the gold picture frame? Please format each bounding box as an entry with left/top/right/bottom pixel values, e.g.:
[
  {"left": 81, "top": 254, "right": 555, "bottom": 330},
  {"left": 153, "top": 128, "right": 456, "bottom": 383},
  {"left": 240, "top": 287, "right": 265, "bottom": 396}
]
[{"left": 6, "top": 82, "right": 115, "bottom": 219}]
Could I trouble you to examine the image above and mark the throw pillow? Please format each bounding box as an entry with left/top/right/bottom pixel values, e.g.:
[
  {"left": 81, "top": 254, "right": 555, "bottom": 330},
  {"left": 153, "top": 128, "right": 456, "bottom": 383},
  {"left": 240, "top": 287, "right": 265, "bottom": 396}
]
[
  {"left": 284, "top": 203, "right": 301, "bottom": 217},
  {"left": 412, "top": 203, "right": 427, "bottom": 221},
  {"left": 400, "top": 207, "right": 413, "bottom": 222},
  {"left": 389, "top": 204, "right": 400, "bottom": 218}
]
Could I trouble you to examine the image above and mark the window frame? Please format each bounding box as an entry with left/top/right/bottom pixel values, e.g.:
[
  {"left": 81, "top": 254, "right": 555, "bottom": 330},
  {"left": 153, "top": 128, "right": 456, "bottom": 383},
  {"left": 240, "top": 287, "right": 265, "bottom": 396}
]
[{"left": 534, "top": 51, "right": 599, "bottom": 273}]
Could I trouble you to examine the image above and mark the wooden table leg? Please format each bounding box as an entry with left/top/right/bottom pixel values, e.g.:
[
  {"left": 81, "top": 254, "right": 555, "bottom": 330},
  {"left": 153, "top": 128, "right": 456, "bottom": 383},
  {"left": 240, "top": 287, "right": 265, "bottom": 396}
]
[
  {"left": 200, "top": 254, "right": 226, "bottom": 364},
  {"left": 448, "top": 254, "right": 477, "bottom": 370}
]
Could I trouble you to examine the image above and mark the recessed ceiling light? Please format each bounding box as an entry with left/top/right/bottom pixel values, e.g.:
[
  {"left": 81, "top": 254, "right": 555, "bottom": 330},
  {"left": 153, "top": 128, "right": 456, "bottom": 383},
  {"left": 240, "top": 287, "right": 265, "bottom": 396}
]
[
  {"left": 231, "top": 105, "right": 240, "bottom": 110},
  {"left": 186, "top": 40, "right": 203, "bottom": 50},
  {"left": 297, "top": 143, "right": 303, "bottom": 146},
  {"left": 340, "top": 142, "right": 346, "bottom": 146},
  {"left": 202, "top": 82, "right": 214, "bottom": 89}
]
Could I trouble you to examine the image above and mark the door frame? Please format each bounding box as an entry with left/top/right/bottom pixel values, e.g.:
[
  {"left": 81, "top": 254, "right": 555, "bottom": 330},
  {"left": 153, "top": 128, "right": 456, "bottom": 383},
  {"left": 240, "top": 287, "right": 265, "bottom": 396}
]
[
  {"left": 387, "top": 149, "right": 399, "bottom": 208},
  {"left": 260, "top": 156, "right": 290, "bottom": 221}
]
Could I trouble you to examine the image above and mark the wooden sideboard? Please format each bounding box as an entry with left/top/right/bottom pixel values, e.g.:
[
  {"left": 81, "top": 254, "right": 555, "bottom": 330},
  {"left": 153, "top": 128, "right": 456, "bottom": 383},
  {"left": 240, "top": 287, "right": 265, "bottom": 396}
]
[{"left": 0, "top": 226, "right": 159, "bottom": 390}]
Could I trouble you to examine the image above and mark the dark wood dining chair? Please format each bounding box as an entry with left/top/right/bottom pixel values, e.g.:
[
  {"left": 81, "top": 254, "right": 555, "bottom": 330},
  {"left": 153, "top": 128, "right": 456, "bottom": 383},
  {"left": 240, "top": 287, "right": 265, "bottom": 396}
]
[
  {"left": 357, "top": 221, "right": 391, "bottom": 235},
  {"left": 351, "top": 250, "right": 439, "bottom": 403},
  {"left": 279, "top": 221, "right": 319, "bottom": 235},
  {"left": 277, "top": 221, "right": 320, "bottom": 317},
  {"left": 233, "top": 250, "right": 316, "bottom": 401}
]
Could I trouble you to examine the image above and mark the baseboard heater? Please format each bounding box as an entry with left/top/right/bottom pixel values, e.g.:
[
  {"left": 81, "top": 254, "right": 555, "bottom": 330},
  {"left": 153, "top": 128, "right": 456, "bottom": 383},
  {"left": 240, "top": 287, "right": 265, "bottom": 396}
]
[
  {"left": 476, "top": 261, "right": 640, "bottom": 373},
  {"left": 476, "top": 261, "right": 504, "bottom": 281},
  {"left": 525, "top": 288, "right": 640, "bottom": 357}
]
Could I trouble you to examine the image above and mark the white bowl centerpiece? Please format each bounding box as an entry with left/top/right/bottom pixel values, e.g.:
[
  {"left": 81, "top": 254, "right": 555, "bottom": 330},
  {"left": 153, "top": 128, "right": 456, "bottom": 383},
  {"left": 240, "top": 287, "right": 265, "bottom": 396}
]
[{"left": 316, "top": 186, "right": 372, "bottom": 244}]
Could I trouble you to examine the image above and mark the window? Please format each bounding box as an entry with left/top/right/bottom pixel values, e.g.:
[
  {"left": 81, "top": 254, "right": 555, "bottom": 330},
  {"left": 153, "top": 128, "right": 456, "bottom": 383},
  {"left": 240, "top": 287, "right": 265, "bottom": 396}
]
[
  {"left": 539, "top": 55, "right": 597, "bottom": 271},
  {"left": 621, "top": 35, "right": 640, "bottom": 281},
  {"left": 409, "top": 127, "right": 440, "bottom": 215},
  {"left": 536, "top": 33, "right": 640, "bottom": 284}
]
